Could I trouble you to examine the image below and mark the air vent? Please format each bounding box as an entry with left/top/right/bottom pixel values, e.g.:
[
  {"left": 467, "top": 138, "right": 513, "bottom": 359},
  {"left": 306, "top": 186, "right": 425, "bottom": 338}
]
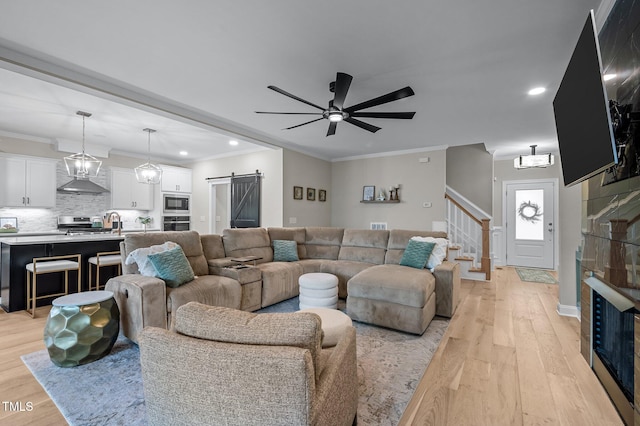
[{"left": 370, "top": 222, "right": 387, "bottom": 230}]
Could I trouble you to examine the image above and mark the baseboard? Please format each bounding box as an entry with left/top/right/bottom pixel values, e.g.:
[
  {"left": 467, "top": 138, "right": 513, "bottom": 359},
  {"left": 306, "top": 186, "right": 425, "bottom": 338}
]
[{"left": 556, "top": 303, "right": 580, "bottom": 319}]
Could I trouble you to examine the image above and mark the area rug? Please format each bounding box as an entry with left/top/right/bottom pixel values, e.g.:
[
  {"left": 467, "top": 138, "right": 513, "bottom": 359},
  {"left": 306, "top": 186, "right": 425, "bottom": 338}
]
[
  {"left": 516, "top": 267, "right": 558, "bottom": 284},
  {"left": 22, "top": 297, "right": 448, "bottom": 426}
]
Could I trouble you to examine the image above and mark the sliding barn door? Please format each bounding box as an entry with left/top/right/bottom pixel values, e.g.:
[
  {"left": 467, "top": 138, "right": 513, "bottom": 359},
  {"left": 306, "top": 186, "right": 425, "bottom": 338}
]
[{"left": 230, "top": 174, "right": 261, "bottom": 228}]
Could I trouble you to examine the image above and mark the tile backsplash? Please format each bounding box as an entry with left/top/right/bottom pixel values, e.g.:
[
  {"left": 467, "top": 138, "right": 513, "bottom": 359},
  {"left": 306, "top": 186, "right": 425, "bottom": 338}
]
[{"left": 0, "top": 162, "right": 150, "bottom": 232}]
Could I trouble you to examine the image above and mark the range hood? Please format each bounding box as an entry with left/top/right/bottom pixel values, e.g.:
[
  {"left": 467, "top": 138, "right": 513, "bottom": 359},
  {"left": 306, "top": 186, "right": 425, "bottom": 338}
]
[{"left": 57, "top": 178, "right": 110, "bottom": 194}]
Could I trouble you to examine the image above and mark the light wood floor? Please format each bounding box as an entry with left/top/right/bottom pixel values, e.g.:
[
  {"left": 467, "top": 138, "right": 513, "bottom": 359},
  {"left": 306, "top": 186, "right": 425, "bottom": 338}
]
[
  {"left": 400, "top": 267, "right": 623, "bottom": 426},
  {"left": 0, "top": 267, "right": 624, "bottom": 426}
]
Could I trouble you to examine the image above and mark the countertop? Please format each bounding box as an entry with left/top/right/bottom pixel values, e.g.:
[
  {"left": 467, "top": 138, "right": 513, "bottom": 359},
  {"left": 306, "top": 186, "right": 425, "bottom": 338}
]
[{"left": 0, "top": 233, "right": 126, "bottom": 245}]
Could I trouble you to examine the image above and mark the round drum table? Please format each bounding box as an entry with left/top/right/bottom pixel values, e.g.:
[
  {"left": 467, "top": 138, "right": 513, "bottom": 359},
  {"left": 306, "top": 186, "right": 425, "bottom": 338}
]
[
  {"left": 298, "top": 272, "right": 339, "bottom": 310},
  {"left": 298, "top": 307, "right": 353, "bottom": 348},
  {"left": 44, "top": 290, "right": 120, "bottom": 367}
]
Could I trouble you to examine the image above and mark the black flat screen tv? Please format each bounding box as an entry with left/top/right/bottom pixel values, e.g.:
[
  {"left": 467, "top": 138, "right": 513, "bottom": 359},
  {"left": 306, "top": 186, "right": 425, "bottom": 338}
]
[{"left": 553, "top": 10, "right": 618, "bottom": 187}]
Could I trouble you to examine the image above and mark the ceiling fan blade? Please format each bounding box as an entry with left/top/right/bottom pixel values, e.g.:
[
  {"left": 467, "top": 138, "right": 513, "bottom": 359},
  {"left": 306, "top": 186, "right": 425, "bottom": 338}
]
[
  {"left": 283, "top": 117, "right": 324, "bottom": 130},
  {"left": 345, "top": 117, "right": 381, "bottom": 133},
  {"left": 332, "top": 72, "right": 353, "bottom": 110},
  {"left": 350, "top": 111, "right": 416, "bottom": 119},
  {"left": 344, "top": 86, "right": 415, "bottom": 112},
  {"left": 327, "top": 122, "right": 337, "bottom": 136},
  {"left": 256, "top": 111, "right": 323, "bottom": 115},
  {"left": 268, "top": 86, "right": 325, "bottom": 111}
]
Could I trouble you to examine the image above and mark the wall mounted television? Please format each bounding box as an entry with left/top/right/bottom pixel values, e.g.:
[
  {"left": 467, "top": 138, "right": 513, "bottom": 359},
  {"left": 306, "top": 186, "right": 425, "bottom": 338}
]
[{"left": 553, "top": 10, "right": 618, "bottom": 187}]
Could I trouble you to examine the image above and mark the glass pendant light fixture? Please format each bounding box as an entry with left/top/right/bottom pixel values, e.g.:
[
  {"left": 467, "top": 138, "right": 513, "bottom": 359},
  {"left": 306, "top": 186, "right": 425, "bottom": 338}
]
[
  {"left": 64, "top": 111, "right": 102, "bottom": 178},
  {"left": 135, "top": 128, "right": 162, "bottom": 184},
  {"left": 514, "top": 145, "right": 555, "bottom": 169}
]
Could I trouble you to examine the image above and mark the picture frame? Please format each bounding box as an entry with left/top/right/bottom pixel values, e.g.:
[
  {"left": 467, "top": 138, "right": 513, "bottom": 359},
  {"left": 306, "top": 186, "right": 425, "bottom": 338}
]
[
  {"left": 307, "top": 187, "right": 316, "bottom": 201},
  {"left": 293, "top": 186, "right": 303, "bottom": 200},
  {"left": 363, "top": 185, "right": 375, "bottom": 201},
  {"left": 318, "top": 189, "right": 327, "bottom": 202}
]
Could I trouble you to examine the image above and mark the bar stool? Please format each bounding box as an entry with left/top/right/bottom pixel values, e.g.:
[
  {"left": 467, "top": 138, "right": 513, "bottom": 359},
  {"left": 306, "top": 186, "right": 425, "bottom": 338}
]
[
  {"left": 26, "top": 254, "right": 81, "bottom": 318},
  {"left": 88, "top": 251, "right": 122, "bottom": 291}
]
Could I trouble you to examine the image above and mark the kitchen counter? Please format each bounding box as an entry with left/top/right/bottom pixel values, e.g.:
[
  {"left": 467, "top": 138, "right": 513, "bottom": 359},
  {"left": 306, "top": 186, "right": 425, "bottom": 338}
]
[
  {"left": 0, "top": 233, "right": 125, "bottom": 245},
  {"left": 0, "top": 231, "right": 66, "bottom": 238},
  {"left": 1, "top": 235, "right": 124, "bottom": 312}
]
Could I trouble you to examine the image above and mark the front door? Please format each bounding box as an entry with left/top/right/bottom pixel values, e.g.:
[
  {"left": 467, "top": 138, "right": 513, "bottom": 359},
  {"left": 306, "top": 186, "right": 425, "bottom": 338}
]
[{"left": 505, "top": 180, "right": 556, "bottom": 269}]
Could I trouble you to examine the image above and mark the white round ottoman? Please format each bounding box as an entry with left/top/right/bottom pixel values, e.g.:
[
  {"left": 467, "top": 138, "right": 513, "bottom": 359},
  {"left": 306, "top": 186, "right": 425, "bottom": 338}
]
[
  {"left": 298, "top": 307, "right": 353, "bottom": 348},
  {"left": 299, "top": 272, "right": 338, "bottom": 310}
]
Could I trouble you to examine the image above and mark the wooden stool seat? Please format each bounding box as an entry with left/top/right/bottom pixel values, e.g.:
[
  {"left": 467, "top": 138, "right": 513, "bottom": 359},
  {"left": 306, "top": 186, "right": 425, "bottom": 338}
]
[
  {"left": 26, "top": 254, "right": 81, "bottom": 318},
  {"left": 88, "top": 251, "right": 121, "bottom": 291}
]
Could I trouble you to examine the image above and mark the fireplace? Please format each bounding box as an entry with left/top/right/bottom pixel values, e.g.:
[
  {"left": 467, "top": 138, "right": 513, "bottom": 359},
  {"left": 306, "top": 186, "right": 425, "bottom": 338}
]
[{"left": 587, "top": 278, "right": 636, "bottom": 425}]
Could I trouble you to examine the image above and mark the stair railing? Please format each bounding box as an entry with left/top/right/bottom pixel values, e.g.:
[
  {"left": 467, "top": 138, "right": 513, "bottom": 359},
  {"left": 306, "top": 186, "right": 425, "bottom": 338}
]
[{"left": 444, "top": 187, "right": 492, "bottom": 280}]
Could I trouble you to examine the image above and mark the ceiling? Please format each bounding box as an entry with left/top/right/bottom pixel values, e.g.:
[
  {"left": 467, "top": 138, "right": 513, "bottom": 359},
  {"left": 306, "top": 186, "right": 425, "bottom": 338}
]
[{"left": 0, "top": 1, "right": 603, "bottom": 162}]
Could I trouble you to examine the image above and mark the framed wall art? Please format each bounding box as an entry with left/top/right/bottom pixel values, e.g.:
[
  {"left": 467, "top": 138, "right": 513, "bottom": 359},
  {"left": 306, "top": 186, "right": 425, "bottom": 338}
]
[
  {"left": 307, "top": 187, "right": 316, "bottom": 201},
  {"left": 319, "top": 189, "right": 326, "bottom": 202},
  {"left": 363, "top": 185, "right": 375, "bottom": 201},
  {"left": 293, "top": 186, "right": 303, "bottom": 200}
]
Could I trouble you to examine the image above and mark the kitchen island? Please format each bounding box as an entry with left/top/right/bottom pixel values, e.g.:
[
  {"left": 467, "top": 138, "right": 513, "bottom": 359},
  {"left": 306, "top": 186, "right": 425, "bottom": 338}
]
[{"left": 1, "top": 233, "right": 125, "bottom": 312}]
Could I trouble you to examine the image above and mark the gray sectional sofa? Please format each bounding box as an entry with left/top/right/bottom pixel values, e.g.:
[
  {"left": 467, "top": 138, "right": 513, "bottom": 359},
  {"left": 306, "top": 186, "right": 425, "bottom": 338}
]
[{"left": 106, "top": 227, "right": 460, "bottom": 342}]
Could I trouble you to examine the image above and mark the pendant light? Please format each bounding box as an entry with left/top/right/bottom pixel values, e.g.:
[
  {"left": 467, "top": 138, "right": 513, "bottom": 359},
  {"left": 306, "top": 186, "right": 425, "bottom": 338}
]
[
  {"left": 514, "top": 145, "right": 555, "bottom": 169},
  {"left": 135, "top": 128, "right": 163, "bottom": 184},
  {"left": 64, "top": 111, "right": 102, "bottom": 178}
]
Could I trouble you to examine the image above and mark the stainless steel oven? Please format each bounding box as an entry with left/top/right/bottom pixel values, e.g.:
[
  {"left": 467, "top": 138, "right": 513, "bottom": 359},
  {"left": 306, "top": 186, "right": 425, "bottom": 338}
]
[
  {"left": 162, "top": 216, "right": 190, "bottom": 231},
  {"left": 163, "top": 193, "right": 190, "bottom": 215}
]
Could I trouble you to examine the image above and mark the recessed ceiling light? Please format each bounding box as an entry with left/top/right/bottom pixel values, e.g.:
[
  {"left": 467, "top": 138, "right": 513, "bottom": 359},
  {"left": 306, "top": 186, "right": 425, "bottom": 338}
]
[
  {"left": 229, "top": 140, "right": 239, "bottom": 146},
  {"left": 528, "top": 87, "right": 546, "bottom": 96},
  {"left": 179, "top": 151, "right": 188, "bottom": 156},
  {"left": 603, "top": 73, "right": 617, "bottom": 81}
]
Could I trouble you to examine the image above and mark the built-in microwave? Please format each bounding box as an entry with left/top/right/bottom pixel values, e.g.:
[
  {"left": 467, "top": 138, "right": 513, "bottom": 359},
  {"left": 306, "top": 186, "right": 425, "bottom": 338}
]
[{"left": 163, "top": 193, "right": 190, "bottom": 215}]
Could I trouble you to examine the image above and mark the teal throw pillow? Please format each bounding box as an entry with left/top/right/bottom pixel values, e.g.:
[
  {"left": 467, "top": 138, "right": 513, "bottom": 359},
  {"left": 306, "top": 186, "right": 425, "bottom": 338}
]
[
  {"left": 400, "top": 240, "right": 436, "bottom": 269},
  {"left": 273, "top": 239, "right": 299, "bottom": 262},
  {"left": 147, "top": 245, "right": 195, "bottom": 288}
]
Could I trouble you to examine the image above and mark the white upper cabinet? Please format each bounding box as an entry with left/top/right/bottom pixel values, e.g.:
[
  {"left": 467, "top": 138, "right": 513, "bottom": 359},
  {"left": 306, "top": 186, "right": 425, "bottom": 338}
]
[
  {"left": 0, "top": 155, "right": 57, "bottom": 207},
  {"left": 160, "top": 165, "right": 192, "bottom": 193},
  {"left": 111, "top": 168, "right": 153, "bottom": 210}
]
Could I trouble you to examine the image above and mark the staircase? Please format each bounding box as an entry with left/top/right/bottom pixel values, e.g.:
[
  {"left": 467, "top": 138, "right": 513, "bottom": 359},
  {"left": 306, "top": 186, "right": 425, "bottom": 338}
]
[{"left": 445, "top": 186, "right": 492, "bottom": 281}]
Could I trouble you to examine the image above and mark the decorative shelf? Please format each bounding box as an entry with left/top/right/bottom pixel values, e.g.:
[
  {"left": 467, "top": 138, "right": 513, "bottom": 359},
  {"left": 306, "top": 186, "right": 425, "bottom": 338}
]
[{"left": 360, "top": 200, "right": 400, "bottom": 204}]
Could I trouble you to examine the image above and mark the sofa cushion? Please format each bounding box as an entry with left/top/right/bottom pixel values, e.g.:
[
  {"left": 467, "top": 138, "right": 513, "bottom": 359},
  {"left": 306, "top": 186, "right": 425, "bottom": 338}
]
[
  {"left": 268, "top": 227, "right": 307, "bottom": 259},
  {"left": 147, "top": 246, "right": 195, "bottom": 288},
  {"left": 165, "top": 275, "right": 241, "bottom": 317},
  {"left": 200, "top": 234, "right": 226, "bottom": 260},
  {"left": 175, "top": 302, "right": 323, "bottom": 379},
  {"left": 385, "top": 229, "right": 448, "bottom": 265},
  {"left": 320, "top": 260, "right": 373, "bottom": 299},
  {"left": 411, "top": 236, "right": 449, "bottom": 269},
  {"left": 338, "top": 229, "right": 389, "bottom": 264},
  {"left": 258, "top": 261, "right": 304, "bottom": 307},
  {"left": 304, "top": 227, "right": 344, "bottom": 260},
  {"left": 273, "top": 240, "right": 300, "bottom": 262},
  {"left": 125, "top": 241, "right": 178, "bottom": 277},
  {"left": 123, "top": 231, "right": 209, "bottom": 276},
  {"left": 347, "top": 264, "right": 435, "bottom": 308},
  {"left": 223, "top": 228, "right": 274, "bottom": 263},
  {"left": 399, "top": 240, "right": 436, "bottom": 269}
]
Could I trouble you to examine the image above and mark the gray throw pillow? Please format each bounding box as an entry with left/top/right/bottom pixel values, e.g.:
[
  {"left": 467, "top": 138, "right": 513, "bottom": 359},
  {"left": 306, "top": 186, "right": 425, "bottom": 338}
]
[
  {"left": 147, "top": 245, "right": 195, "bottom": 287},
  {"left": 400, "top": 239, "right": 436, "bottom": 269},
  {"left": 273, "top": 239, "right": 299, "bottom": 262}
]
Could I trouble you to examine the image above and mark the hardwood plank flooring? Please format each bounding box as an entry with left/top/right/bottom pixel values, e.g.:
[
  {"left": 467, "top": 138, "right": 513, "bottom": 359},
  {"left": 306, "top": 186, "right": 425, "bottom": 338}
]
[
  {"left": 0, "top": 266, "right": 624, "bottom": 425},
  {"left": 400, "top": 267, "right": 623, "bottom": 426}
]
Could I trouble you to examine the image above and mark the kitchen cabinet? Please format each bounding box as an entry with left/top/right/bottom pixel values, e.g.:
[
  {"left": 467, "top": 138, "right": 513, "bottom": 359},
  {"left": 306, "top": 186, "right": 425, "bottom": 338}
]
[
  {"left": 111, "top": 168, "right": 153, "bottom": 210},
  {"left": 0, "top": 155, "right": 57, "bottom": 207},
  {"left": 161, "top": 165, "right": 192, "bottom": 193}
]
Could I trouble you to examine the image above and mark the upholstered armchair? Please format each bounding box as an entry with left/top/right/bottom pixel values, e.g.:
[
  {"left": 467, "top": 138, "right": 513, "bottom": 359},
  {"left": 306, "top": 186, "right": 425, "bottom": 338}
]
[{"left": 138, "top": 302, "right": 358, "bottom": 426}]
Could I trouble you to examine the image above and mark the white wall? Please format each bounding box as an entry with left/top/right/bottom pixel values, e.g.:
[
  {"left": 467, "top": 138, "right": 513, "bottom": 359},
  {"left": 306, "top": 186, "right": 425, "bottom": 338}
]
[
  {"left": 447, "top": 144, "right": 494, "bottom": 215},
  {"left": 187, "top": 148, "right": 283, "bottom": 234},
  {"left": 282, "top": 149, "right": 332, "bottom": 227},
  {"left": 331, "top": 149, "right": 447, "bottom": 230}
]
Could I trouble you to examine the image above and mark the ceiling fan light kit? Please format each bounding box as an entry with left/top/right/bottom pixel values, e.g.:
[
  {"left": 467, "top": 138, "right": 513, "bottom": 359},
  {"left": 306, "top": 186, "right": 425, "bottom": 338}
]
[
  {"left": 256, "top": 72, "right": 416, "bottom": 136},
  {"left": 64, "top": 111, "right": 102, "bottom": 178}
]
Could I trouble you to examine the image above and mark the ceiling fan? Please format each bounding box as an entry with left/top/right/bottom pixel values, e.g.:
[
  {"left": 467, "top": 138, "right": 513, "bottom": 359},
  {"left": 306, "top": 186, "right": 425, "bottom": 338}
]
[{"left": 256, "top": 72, "right": 415, "bottom": 136}]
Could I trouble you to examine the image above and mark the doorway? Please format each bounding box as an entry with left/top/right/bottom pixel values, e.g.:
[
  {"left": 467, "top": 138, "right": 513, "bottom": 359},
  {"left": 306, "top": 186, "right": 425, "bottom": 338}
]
[
  {"left": 504, "top": 179, "right": 557, "bottom": 269},
  {"left": 209, "top": 178, "right": 231, "bottom": 234}
]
